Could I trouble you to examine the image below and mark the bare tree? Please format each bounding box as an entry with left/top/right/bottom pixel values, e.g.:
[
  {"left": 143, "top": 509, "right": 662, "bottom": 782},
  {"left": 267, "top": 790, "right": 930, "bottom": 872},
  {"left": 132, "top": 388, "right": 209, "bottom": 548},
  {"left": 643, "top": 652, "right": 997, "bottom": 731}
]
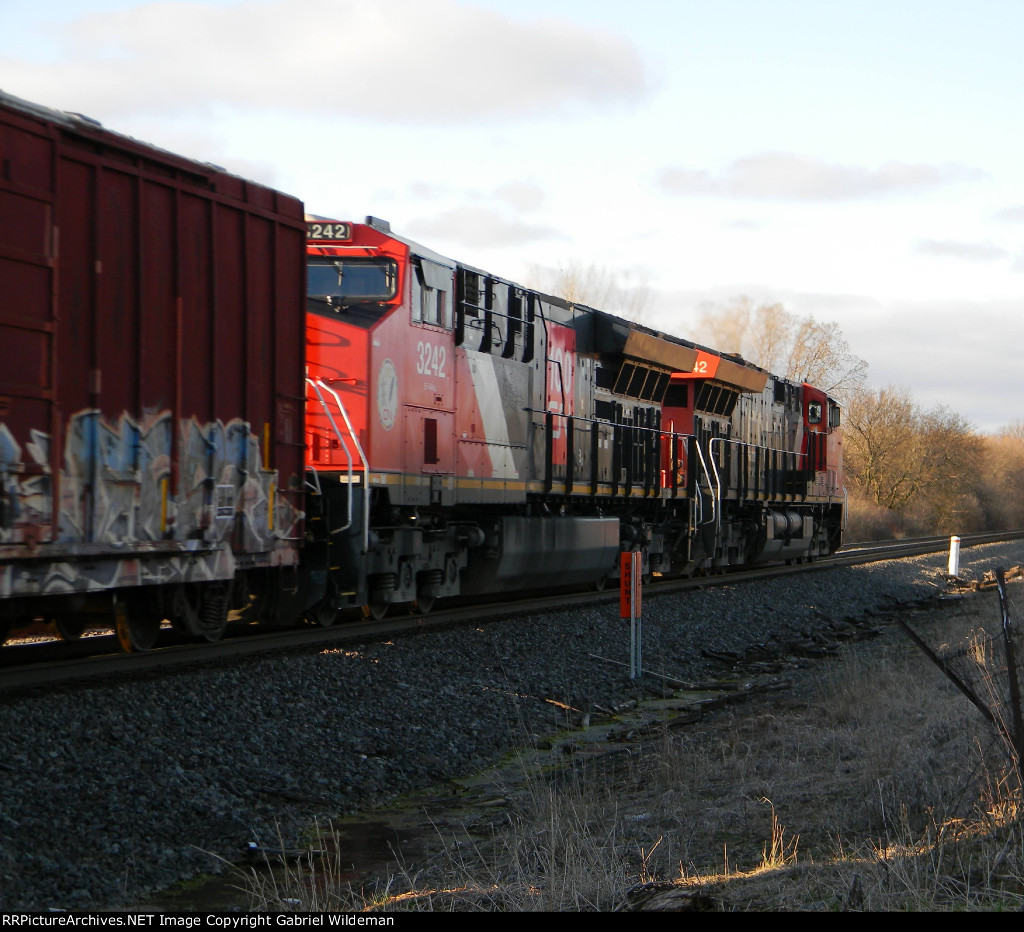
[
  {"left": 527, "top": 261, "right": 651, "bottom": 323},
  {"left": 691, "top": 296, "right": 867, "bottom": 400},
  {"left": 997, "top": 421, "right": 1024, "bottom": 446},
  {"left": 843, "top": 385, "right": 921, "bottom": 512},
  {"left": 749, "top": 301, "right": 792, "bottom": 374},
  {"left": 694, "top": 297, "right": 751, "bottom": 355},
  {"left": 976, "top": 422, "right": 1024, "bottom": 529},
  {"left": 911, "top": 405, "right": 984, "bottom": 532},
  {"left": 785, "top": 315, "right": 868, "bottom": 398},
  {"left": 844, "top": 385, "right": 982, "bottom": 532}
]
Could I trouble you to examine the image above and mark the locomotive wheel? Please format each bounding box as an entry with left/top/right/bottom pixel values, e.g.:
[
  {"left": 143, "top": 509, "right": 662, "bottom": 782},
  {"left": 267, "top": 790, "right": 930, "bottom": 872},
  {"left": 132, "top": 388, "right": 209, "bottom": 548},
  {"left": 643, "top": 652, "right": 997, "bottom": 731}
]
[
  {"left": 411, "top": 593, "right": 435, "bottom": 616},
  {"left": 362, "top": 596, "right": 389, "bottom": 621},
  {"left": 306, "top": 600, "right": 337, "bottom": 627},
  {"left": 114, "top": 599, "right": 160, "bottom": 653}
]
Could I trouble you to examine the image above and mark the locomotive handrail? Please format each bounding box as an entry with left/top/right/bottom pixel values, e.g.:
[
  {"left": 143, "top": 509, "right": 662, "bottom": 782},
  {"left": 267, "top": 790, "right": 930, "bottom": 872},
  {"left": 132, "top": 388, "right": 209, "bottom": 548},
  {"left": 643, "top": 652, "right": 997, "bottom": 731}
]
[
  {"left": 706, "top": 436, "right": 812, "bottom": 542},
  {"left": 305, "top": 378, "right": 371, "bottom": 552},
  {"left": 316, "top": 380, "right": 372, "bottom": 553},
  {"left": 306, "top": 465, "right": 323, "bottom": 496},
  {"left": 707, "top": 437, "right": 810, "bottom": 487},
  {"left": 694, "top": 440, "right": 717, "bottom": 531},
  {"left": 524, "top": 406, "right": 691, "bottom": 500},
  {"left": 523, "top": 407, "right": 667, "bottom": 435},
  {"left": 305, "top": 378, "right": 354, "bottom": 535}
]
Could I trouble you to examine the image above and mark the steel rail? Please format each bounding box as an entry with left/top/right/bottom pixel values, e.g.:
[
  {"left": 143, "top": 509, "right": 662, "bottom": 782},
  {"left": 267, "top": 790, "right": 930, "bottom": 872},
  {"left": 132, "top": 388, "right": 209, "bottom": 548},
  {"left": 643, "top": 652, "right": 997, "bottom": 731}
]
[{"left": 2, "top": 529, "right": 1022, "bottom": 695}]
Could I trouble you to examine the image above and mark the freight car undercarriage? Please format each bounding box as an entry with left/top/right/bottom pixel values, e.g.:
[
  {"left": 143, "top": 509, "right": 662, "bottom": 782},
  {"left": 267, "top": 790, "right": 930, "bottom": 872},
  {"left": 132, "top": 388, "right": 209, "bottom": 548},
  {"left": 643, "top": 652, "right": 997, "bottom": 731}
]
[
  {"left": 0, "top": 480, "right": 842, "bottom": 647},
  {"left": 291, "top": 473, "right": 843, "bottom": 624}
]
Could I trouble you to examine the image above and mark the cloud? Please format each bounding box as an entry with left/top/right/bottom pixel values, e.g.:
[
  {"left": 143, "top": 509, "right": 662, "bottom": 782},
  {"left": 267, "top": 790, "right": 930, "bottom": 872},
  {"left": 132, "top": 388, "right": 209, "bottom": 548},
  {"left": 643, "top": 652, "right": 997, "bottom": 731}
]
[
  {"left": 992, "top": 205, "right": 1024, "bottom": 223},
  {"left": 493, "top": 182, "right": 546, "bottom": 213},
  {"left": 913, "top": 239, "right": 1009, "bottom": 262},
  {"left": 656, "top": 152, "right": 985, "bottom": 202},
  {"left": 1, "top": 0, "right": 648, "bottom": 124},
  {"left": 407, "top": 182, "right": 450, "bottom": 201},
  {"left": 405, "top": 206, "right": 563, "bottom": 249}
]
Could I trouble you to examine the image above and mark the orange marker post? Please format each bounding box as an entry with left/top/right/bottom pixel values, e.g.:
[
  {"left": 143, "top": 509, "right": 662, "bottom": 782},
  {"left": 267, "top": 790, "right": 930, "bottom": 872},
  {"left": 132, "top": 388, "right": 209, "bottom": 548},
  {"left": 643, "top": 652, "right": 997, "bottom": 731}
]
[{"left": 620, "top": 551, "right": 643, "bottom": 679}]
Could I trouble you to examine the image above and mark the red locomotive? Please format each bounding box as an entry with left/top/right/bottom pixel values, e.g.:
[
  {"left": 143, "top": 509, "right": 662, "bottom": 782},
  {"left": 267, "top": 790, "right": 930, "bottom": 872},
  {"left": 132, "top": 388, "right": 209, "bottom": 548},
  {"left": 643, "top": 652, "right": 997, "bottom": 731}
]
[
  {"left": 0, "top": 90, "right": 844, "bottom": 650},
  {"left": 299, "top": 218, "right": 844, "bottom": 622}
]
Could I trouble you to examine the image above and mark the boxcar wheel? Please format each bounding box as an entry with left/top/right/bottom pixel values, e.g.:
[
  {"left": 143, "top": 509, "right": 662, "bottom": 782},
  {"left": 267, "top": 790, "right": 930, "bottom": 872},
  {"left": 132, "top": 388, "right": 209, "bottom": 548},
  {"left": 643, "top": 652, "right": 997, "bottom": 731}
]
[{"left": 54, "top": 616, "right": 87, "bottom": 642}]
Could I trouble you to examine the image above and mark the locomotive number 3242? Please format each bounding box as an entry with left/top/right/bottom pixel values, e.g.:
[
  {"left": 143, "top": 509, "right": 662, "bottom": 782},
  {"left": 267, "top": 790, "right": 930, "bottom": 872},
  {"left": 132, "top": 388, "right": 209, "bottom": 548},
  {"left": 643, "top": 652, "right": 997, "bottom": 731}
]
[{"left": 416, "top": 341, "right": 447, "bottom": 379}]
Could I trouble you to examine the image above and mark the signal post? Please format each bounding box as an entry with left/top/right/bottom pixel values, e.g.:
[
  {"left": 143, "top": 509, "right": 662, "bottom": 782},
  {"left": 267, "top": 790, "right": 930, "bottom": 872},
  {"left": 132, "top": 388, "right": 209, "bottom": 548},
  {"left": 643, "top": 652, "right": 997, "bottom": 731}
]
[{"left": 620, "top": 551, "right": 643, "bottom": 680}]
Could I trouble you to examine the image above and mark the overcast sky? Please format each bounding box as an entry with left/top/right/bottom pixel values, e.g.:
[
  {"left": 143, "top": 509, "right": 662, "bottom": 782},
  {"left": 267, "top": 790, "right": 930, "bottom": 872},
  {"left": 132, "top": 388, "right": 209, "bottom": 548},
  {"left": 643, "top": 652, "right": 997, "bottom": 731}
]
[{"left": 3, "top": 0, "right": 1021, "bottom": 432}]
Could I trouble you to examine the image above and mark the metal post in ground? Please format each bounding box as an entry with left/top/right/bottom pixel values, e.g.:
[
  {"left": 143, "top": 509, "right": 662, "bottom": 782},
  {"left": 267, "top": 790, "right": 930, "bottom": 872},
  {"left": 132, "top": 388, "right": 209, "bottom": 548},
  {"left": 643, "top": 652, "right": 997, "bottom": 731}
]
[
  {"left": 620, "top": 551, "right": 643, "bottom": 680},
  {"left": 996, "top": 568, "right": 1024, "bottom": 780}
]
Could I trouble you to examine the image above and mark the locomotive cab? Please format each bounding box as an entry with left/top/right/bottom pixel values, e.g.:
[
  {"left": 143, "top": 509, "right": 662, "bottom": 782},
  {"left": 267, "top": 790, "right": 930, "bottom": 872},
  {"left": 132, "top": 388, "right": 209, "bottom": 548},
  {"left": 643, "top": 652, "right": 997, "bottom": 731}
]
[{"left": 303, "top": 218, "right": 468, "bottom": 619}]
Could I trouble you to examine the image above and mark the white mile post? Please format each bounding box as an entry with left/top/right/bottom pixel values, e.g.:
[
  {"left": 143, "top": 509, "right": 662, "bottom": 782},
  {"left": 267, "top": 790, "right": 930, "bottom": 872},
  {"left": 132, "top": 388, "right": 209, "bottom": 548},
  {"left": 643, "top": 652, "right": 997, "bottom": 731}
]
[{"left": 948, "top": 535, "right": 961, "bottom": 577}]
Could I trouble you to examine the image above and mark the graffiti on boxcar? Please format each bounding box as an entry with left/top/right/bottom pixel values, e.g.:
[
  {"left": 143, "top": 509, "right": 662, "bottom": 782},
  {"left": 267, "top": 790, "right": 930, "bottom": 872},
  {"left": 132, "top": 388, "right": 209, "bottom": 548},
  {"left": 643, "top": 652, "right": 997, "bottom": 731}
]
[
  {"left": 1, "top": 411, "right": 301, "bottom": 552},
  {"left": 0, "top": 424, "right": 52, "bottom": 545}
]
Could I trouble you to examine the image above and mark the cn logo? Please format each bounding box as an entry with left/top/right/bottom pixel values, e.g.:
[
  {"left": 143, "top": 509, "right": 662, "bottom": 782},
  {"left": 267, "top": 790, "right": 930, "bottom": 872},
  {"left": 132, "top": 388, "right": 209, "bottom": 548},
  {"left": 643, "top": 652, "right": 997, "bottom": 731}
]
[{"left": 377, "top": 358, "right": 398, "bottom": 430}]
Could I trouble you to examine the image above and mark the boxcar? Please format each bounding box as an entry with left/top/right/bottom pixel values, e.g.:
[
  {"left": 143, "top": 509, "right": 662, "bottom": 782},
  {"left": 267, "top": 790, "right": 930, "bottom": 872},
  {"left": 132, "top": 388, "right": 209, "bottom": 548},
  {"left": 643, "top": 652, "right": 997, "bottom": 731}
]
[{"left": 0, "top": 91, "right": 306, "bottom": 649}]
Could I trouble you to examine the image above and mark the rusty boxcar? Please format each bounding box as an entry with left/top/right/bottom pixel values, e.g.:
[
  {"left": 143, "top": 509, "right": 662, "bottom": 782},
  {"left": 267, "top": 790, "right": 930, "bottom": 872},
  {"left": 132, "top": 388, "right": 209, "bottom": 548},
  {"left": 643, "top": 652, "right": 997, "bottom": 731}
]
[{"left": 0, "top": 90, "right": 306, "bottom": 650}]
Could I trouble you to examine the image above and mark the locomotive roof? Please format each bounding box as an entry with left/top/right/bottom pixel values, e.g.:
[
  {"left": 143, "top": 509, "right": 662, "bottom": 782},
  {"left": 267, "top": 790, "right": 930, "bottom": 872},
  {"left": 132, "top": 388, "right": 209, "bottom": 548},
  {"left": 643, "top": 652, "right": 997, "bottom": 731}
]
[
  {"left": 355, "top": 217, "right": 776, "bottom": 387},
  {"left": 307, "top": 215, "right": 836, "bottom": 398}
]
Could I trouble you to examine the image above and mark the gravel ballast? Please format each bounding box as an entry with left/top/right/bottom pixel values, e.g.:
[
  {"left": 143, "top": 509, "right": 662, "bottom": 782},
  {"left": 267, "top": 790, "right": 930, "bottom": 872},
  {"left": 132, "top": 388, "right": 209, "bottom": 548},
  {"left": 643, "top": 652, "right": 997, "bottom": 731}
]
[{"left": 1, "top": 539, "right": 1022, "bottom": 910}]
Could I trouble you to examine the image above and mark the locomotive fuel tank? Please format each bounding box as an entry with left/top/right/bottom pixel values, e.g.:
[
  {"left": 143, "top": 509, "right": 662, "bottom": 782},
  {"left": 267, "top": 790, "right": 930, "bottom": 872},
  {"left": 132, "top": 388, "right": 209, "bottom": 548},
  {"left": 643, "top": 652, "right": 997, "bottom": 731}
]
[
  {"left": 753, "top": 510, "right": 819, "bottom": 563},
  {"left": 460, "top": 515, "right": 621, "bottom": 596}
]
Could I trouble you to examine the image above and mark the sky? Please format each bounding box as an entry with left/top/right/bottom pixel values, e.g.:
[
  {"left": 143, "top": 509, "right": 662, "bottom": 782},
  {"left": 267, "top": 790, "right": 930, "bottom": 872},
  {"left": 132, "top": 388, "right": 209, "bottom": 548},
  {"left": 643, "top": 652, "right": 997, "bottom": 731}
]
[{"left": 2, "top": 0, "right": 1022, "bottom": 433}]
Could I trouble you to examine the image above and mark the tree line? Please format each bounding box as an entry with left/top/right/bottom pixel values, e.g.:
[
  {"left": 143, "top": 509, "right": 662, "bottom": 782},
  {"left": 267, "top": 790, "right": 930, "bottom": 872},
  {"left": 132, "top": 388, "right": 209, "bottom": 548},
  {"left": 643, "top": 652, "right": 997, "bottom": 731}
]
[
  {"left": 534, "top": 267, "right": 1020, "bottom": 541},
  {"left": 692, "top": 297, "right": 1024, "bottom": 541}
]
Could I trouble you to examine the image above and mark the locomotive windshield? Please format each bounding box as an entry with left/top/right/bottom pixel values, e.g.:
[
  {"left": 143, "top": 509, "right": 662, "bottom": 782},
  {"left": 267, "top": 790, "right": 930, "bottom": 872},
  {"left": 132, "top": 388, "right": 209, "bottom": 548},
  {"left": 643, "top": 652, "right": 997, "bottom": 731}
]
[{"left": 307, "top": 258, "right": 397, "bottom": 304}]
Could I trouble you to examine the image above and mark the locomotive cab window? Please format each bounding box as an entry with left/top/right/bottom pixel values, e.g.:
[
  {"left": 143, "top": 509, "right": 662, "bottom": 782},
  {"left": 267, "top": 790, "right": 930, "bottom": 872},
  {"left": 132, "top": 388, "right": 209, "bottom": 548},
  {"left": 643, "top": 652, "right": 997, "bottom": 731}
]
[
  {"left": 807, "top": 401, "right": 823, "bottom": 424},
  {"left": 307, "top": 258, "right": 397, "bottom": 311},
  {"left": 416, "top": 283, "right": 448, "bottom": 327},
  {"left": 413, "top": 258, "right": 453, "bottom": 329}
]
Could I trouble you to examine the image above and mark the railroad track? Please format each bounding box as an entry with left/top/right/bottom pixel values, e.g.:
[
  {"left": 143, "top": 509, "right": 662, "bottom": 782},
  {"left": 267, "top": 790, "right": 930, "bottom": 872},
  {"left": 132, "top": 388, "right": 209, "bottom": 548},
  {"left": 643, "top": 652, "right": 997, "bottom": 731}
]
[{"left": 2, "top": 529, "right": 1021, "bottom": 694}]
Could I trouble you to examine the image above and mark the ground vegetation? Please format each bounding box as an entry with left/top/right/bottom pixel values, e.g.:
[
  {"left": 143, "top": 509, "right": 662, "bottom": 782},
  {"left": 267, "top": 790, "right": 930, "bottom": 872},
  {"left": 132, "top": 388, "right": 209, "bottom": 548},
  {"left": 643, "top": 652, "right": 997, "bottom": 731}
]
[{"left": 237, "top": 582, "right": 1024, "bottom": 911}]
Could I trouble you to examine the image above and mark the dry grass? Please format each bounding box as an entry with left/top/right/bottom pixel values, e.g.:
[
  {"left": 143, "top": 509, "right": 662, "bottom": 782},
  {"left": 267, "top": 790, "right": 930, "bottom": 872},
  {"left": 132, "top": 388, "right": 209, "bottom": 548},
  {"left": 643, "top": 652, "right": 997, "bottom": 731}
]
[{"left": 238, "top": 586, "right": 1024, "bottom": 911}]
